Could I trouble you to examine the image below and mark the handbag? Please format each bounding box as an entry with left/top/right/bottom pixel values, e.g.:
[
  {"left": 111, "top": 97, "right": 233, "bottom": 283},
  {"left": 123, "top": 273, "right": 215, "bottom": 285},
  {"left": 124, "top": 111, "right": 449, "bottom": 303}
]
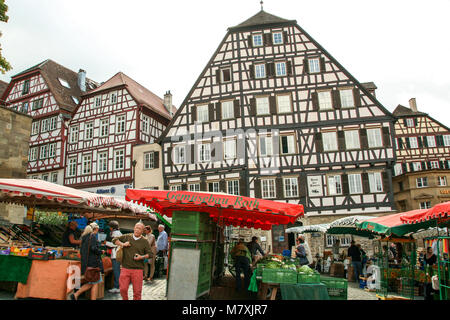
[
  {"left": 115, "top": 246, "right": 123, "bottom": 264},
  {"left": 84, "top": 234, "right": 100, "bottom": 283}
]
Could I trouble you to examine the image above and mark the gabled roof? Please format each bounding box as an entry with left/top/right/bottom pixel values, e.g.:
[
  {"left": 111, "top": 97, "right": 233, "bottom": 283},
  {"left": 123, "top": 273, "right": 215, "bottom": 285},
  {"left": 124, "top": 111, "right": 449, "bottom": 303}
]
[
  {"left": 361, "top": 82, "right": 377, "bottom": 90},
  {"left": 392, "top": 104, "right": 427, "bottom": 117},
  {"left": 228, "top": 10, "right": 296, "bottom": 31},
  {"left": 7, "top": 59, "right": 99, "bottom": 113},
  {"left": 84, "top": 72, "right": 176, "bottom": 120},
  {"left": 0, "top": 80, "right": 8, "bottom": 97}
]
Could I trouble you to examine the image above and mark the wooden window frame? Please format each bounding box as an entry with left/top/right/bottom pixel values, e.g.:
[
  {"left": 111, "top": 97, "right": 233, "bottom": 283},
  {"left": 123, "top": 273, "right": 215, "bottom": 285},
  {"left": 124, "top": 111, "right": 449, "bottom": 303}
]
[
  {"left": 85, "top": 121, "right": 94, "bottom": 140},
  {"left": 317, "top": 90, "right": 333, "bottom": 110},
  {"left": 100, "top": 118, "right": 109, "bottom": 137},
  {"left": 261, "top": 178, "right": 276, "bottom": 199},
  {"left": 368, "top": 172, "right": 383, "bottom": 193},
  {"left": 280, "top": 133, "right": 297, "bottom": 155},
  {"left": 68, "top": 158, "right": 77, "bottom": 177},
  {"left": 322, "top": 131, "right": 338, "bottom": 152},
  {"left": 196, "top": 104, "right": 209, "bottom": 123},
  {"left": 344, "top": 130, "right": 360, "bottom": 150},
  {"left": 275, "top": 61, "right": 287, "bottom": 77},
  {"left": 173, "top": 145, "right": 186, "bottom": 165},
  {"left": 256, "top": 96, "right": 270, "bottom": 115},
  {"left": 252, "top": 34, "right": 263, "bottom": 47},
  {"left": 367, "top": 128, "right": 383, "bottom": 148},
  {"left": 221, "top": 100, "right": 234, "bottom": 120},
  {"left": 308, "top": 58, "right": 321, "bottom": 74},
  {"left": 259, "top": 134, "right": 274, "bottom": 157},
  {"left": 348, "top": 173, "right": 363, "bottom": 194},
  {"left": 254, "top": 63, "right": 266, "bottom": 79},
  {"left": 416, "top": 177, "right": 428, "bottom": 188},
  {"left": 283, "top": 177, "right": 299, "bottom": 198},
  {"left": 272, "top": 32, "right": 283, "bottom": 45},
  {"left": 114, "top": 149, "right": 125, "bottom": 171},
  {"left": 327, "top": 174, "right": 343, "bottom": 196},
  {"left": 276, "top": 93, "right": 292, "bottom": 114},
  {"left": 116, "top": 115, "right": 126, "bottom": 134},
  {"left": 339, "top": 88, "right": 355, "bottom": 108},
  {"left": 144, "top": 151, "right": 155, "bottom": 170},
  {"left": 82, "top": 154, "right": 92, "bottom": 175},
  {"left": 97, "top": 151, "right": 108, "bottom": 173},
  {"left": 227, "top": 180, "right": 240, "bottom": 195}
]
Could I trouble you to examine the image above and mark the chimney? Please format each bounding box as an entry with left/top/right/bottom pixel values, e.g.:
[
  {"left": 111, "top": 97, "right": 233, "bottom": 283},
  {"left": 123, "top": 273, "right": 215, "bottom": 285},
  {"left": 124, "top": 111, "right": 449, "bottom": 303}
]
[
  {"left": 164, "top": 90, "right": 173, "bottom": 116},
  {"left": 78, "top": 69, "right": 86, "bottom": 92},
  {"left": 409, "top": 98, "right": 418, "bottom": 113}
]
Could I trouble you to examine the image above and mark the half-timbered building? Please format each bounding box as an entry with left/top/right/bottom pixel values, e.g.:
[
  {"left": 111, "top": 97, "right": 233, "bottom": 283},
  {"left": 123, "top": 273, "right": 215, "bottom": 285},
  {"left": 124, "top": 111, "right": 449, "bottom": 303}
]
[
  {"left": 158, "top": 10, "right": 397, "bottom": 253},
  {"left": 0, "top": 59, "right": 98, "bottom": 184},
  {"left": 392, "top": 98, "right": 450, "bottom": 211},
  {"left": 64, "top": 72, "right": 175, "bottom": 199}
]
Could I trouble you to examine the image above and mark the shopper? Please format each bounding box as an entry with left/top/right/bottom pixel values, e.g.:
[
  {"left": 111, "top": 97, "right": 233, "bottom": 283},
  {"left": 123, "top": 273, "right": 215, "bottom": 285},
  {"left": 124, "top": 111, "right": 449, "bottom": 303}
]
[
  {"left": 347, "top": 241, "right": 362, "bottom": 283},
  {"left": 247, "top": 236, "right": 265, "bottom": 265},
  {"left": 231, "top": 239, "right": 252, "bottom": 292},
  {"left": 69, "top": 222, "right": 104, "bottom": 300},
  {"left": 144, "top": 225, "right": 157, "bottom": 283},
  {"left": 424, "top": 246, "right": 438, "bottom": 300},
  {"left": 155, "top": 224, "right": 169, "bottom": 277},
  {"left": 62, "top": 221, "right": 81, "bottom": 248},
  {"left": 357, "top": 244, "right": 367, "bottom": 275},
  {"left": 113, "top": 222, "right": 151, "bottom": 300},
  {"left": 105, "top": 220, "right": 122, "bottom": 293},
  {"left": 295, "top": 237, "right": 309, "bottom": 266},
  {"left": 332, "top": 239, "right": 340, "bottom": 261}
]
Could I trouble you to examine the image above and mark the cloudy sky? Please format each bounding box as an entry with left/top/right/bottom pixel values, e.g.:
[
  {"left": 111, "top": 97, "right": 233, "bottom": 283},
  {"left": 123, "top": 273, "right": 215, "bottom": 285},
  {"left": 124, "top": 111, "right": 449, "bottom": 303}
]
[{"left": 1, "top": 0, "right": 449, "bottom": 122}]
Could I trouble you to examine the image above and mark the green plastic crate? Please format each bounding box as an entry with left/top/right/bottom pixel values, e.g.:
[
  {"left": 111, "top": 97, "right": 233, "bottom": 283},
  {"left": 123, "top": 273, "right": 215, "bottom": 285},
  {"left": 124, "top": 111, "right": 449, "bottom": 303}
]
[
  {"left": 320, "top": 276, "right": 348, "bottom": 300},
  {"left": 172, "top": 211, "right": 211, "bottom": 235},
  {"left": 297, "top": 272, "right": 321, "bottom": 283},
  {"left": 262, "top": 268, "right": 297, "bottom": 284}
]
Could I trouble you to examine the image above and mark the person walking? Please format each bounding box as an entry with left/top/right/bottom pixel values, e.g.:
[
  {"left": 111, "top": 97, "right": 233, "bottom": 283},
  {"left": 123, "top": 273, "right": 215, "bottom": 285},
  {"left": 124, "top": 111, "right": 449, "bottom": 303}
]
[
  {"left": 144, "top": 225, "right": 157, "bottom": 283},
  {"left": 357, "top": 244, "right": 367, "bottom": 275},
  {"left": 105, "top": 220, "right": 122, "bottom": 293},
  {"left": 247, "top": 236, "right": 265, "bottom": 265},
  {"left": 347, "top": 240, "right": 362, "bottom": 282},
  {"left": 231, "top": 239, "right": 252, "bottom": 292},
  {"left": 332, "top": 239, "right": 340, "bottom": 261},
  {"left": 424, "top": 246, "right": 438, "bottom": 300},
  {"left": 69, "top": 222, "right": 104, "bottom": 300},
  {"left": 295, "top": 237, "right": 309, "bottom": 266},
  {"left": 113, "top": 222, "right": 151, "bottom": 300},
  {"left": 155, "top": 224, "right": 168, "bottom": 276}
]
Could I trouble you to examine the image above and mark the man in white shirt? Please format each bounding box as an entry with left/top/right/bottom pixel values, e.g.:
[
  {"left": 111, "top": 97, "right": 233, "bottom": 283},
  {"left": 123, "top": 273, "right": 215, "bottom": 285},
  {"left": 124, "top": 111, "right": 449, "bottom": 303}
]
[{"left": 105, "top": 220, "right": 122, "bottom": 293}]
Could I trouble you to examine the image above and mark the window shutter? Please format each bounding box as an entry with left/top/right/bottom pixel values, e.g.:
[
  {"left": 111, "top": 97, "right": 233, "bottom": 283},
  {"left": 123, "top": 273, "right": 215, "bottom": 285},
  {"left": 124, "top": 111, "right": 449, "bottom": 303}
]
[
  {"left": 409, "top": 162, "right": 414, "bottom": 172},
  {"left": 445, "top": 161, "right": 450, "bottom": 170},
  {"left": 216, "top": 69, "right": 221, "bottom": 84},
  {"left": 320, "top": 57, "right": 326, "bottom": 72},
  {"left": 212, "top": 142, "right": 223, "bottom": 161},
  {"left": 287, "top": 60, "right": 293, "bottom": 76},
  {"left": 332, "top": 90, "right": 341, "bottom": 109},
  {"left": 362, "top": 173, "right": 370, "bottom": 194},
  {"left": 403, "top": 119, "right": 407, "bottom": 126},
  {"left": 421, "top": 162, "right": 426, "bottom": 171},
  {"left": 234, "top": 99, "right": 240, "bottom": 118},
  {"left": 382, "top": 171, "right": 390, "bottom": 193},
  {"left": 311, "top": 92, "right": 319, "bottom": 111},
  {"left": 417, "top": 136, "right": 423, "bottom": 148},
  {"left": 283, "top": 31, "right": 288, "bottom": 43},
  {"left": 254, "top": 178, "right": 262, "bottom": 198},
  {"left": 239, "top": 177, "right": 247, "bottom": 196},
  {"left": 414, "top": 118, "right": 418, "bottom": 127},
  {"left": 190, "top": 144, "right": 195, "bottom": 164},
  {"left": 360, "top": 129, "right": 368, "bottom": 149},
  {"left": 405, "top": 137, "right": 411, "bottom": 149},
  {"left": 303, "top": 58, "right": 310, "bottom": 74},
  {"left": 338, "top": 131, "right": 345, "bottom": 151},
  {"left": 264, "top": 33, "right": 272, "bottom": 46},
  {"left": 191, "top": 106, "right": 197, "bottom": 122},
  {"left": 248, "top": 35, "right": 253, "bottom": 48},
  {"left": 353, "top": 89, "right": 361, "bottom": 107},
  {"left": 167, "top": 147, "right": 173, "bottom": 165},
  {"left": 266, "top": 63, "right": 275, "bottom": 77},
  {"left": 315, "top": 132, "right": 323, "bottom": 153},
  {"left": 249, "top": 65, "right": 255, "bottom": 79},
  {"left": 398, "top": 138, "right": 404, "bottom": 149},
  {"left": 249, "top": 98, "right": 256, "bottom": 116},
  {"left": 276, "top": 177, "right": 284, "bottom": 199},
  {"left": 154, "top": 151, "right": 160, "bottom": 169},
  {"left": 423, "top": 136, "right": 428, "bottom": 148},
  {"left": 401, "top": 163, "right": 407, "bottom": 174},
  {"left": 220, "top": 180, "right": 226, "bottom": 193},
  {"left": 436, "top": 135, "right": 444, "bottom": 147},
  {"left": 181, "top": 183, "right": 187, "bottom": 191},
  {"left": 382, "top": 127, "right": 391, "bottom": 147},
  {"left": 200, "top": 177, "right": 207, "bottom": 191},
  {"left": 439, "top": 161, "right": 445, "bottom": 169},
  {"left": 427, "top": 161, "right": 432, "bottom": 170},
  {"left": 208, "top": 103, "right": 215, "bottom": 122},
  {"left": 216, "top": 102, "right": 221, "bottom": 121},
  {"left": 269, "top": 96, "right": 277, "bottom": 114},
  {"left": 342, "top": 174, "right": 349, "bottom": 195},
  {"left": 299, "top": 174, "right": 307, "bottom": 198}
]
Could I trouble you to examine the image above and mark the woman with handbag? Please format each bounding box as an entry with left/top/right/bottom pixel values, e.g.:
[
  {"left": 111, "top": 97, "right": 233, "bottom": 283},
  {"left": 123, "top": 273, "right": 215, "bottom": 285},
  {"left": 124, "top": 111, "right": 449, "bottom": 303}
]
[
  {"left": 295, "top": 236, "right": 309, "bottom": 266},
  {"left": 70, "top": 222, "right": 104, "bottom": 300}
]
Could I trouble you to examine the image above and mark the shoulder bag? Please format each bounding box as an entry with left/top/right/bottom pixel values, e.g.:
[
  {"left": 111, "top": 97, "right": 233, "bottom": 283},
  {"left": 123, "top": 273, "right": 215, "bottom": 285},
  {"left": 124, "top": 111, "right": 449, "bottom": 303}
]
[{"left": 84, "top": 234, "right": 101, "bottom": 283}]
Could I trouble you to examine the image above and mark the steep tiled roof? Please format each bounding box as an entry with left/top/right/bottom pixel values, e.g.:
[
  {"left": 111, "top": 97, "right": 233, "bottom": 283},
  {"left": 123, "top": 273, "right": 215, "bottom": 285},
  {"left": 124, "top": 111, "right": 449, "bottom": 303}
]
[
  {"left": 392, "top": 104, "right": 427, "bottom": 117},
  {"left": 0, "top": 80, "right": 8, "bottom": 97},
  {"left": 361, "top": 82, "right": 377, "bottom": 90},
  {"left": 85, "top": 72, "right": 176, "bottom": 120},
  {"left": 229, "top": 10, "right": 296, "bottom": 31}
]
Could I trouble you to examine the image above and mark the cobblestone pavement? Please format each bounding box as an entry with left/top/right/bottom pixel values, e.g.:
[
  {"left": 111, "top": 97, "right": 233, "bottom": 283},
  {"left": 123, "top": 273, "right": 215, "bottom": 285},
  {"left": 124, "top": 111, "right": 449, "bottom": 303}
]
[
  {"left": 346, "top": 281, "right": 378, "bottom": 300},
  {"left": 103, "top": 278, "right": 167, "bottom": 300}
]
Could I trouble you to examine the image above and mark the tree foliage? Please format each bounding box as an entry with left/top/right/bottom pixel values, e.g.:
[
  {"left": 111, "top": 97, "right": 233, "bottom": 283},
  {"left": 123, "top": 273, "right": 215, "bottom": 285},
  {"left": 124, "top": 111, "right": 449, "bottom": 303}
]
[
  {"left": 35, "top": 210, "right": 68, "bottom": 226},
  {"left": 0, "top": 0, "right": 11, "bottom": 74}
]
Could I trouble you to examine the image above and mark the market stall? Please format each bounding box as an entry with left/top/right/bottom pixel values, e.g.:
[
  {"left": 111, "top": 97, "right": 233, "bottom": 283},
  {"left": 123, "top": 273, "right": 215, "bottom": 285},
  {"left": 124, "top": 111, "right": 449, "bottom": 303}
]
[{"left": 125, "top": 189, "right": 305, "bottom": 300}]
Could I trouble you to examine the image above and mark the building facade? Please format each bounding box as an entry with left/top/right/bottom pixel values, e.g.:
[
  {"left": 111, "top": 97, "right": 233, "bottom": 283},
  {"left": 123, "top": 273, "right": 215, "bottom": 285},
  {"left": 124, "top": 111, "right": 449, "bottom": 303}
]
[
  {"left": 133, "top": 143, "right": 164, "bottom": 190},
  {"left": 0, "top": 59, "right": 98, "bottom": 184},
  {"left": 64, "top": 72, "right": 175, "bottom": 199},
  {"left": 159, "top": 10, "right": 397, "bottom": 253},
  {"left": 392, "top": 98, "right": 450, "bottom": 211}
]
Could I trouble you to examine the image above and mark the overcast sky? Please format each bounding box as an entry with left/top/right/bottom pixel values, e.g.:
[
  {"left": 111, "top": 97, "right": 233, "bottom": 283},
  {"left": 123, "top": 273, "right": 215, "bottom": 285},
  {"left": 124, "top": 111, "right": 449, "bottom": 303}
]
[{"left": 1, "top": 0, "right": 449, "bottom": 123}]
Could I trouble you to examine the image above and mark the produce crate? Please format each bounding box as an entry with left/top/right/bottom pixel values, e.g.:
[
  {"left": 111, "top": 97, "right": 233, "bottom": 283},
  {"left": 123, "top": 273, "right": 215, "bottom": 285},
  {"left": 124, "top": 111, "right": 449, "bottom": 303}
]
[
  {"left": 297, "top": 272, "right": 321, "bottom": 284},
  {"left": 262, "top": 268, "right": 297, "bottom": 284},
  {"left": 320, "top": 276, "right": 348, "bottom": 300},
  {"left": 172, "top": 211, "right": 212, "bottom": 235},
  {"left": 256, "top": 264, "right": 265, "bottom": 277}
]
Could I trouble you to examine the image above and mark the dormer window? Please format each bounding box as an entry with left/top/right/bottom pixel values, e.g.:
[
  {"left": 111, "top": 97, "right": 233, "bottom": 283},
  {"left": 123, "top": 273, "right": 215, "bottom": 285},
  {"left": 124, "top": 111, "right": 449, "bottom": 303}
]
[
  {"left": 58, "top": 78, "right": 71, "bottom": 89},
  {"left": 94, "top": 96, "right": 101, "bottom": 108},
  {"left": 110, "top": 92, "right": 117, "bottom": 104},
  {"left": 252, "top": 34, "right": 263, "bottom": 47},
  {"left": 406, "top": 118, "right": 415, "bottom": 127},
  {"left": 273, "top": 32, "right": 283, "bottom": 45}
]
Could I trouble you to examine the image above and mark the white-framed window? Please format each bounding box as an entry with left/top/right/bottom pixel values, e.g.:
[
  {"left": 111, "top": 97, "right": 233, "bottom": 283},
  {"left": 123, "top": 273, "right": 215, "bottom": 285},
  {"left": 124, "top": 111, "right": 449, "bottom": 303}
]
[
  {"left": 69, "top": 126, "right": 79, "bottom": 144},
  {"left": 97, "top": 152, "right": 108, "bottom": 173},
  {"left": 277, "top": 94, "right": 291, "bottom": 113},
  {"left": 208, "top": 182, "right": 220, "bottom": 193},
  {"left": 199, "top": 143, "right": 211, "bottom": 162},
  {"left": 116, "top": 115, "right": 126, "bottom": 134},
  {"left": 48, "top": 143, "right": 56, "bottom": 158},
  {"left": 31, "top": 121, "right": 40, "bottom": 135},
  {"left": 443, "top": 135, "right": 450, "bottom": 146},
  {"left": 280, "top": 134, "right": 296, "bottom": 154},
  {"left": 394, "top": 163, "right": 403, "bottom": 176},
  {"left": 416, "top": 177, "right": 428, "bottom": 188},
  {"left": 252, "top": 34, "right": 263, "bottom": 47},
  {"left": 327, "top": 175, "right": 342, "bottom": 195},
  {"left": 82, "top": 155, "right": 92, "bottom": 175},
  {"left": 430, "top": 161, "right": 440, "bottom": 169},
  {"left": 227, "top": 180, "right": 240, "bottom": 195},
  {"left": 170, "top": 185, "right": 182, "bottom": 191},
  {"left": 85, "top": 121, "right": 94, "bottom": 140},
  {"left": 340, "top": 89, "right": 354, "bottom": 108},
  {"left": 406, "top": 118, "right": 415, "bottom": 127},
  {"left": 142, "top": 114, "right": 149, "bottom": 134},
  {"left": 323, "top": 131, "right": 338, "bottom": 151},
  {"left": 275, "top": 62, "right": 287, "bottom": 76},
  {"left": 224, "top": 139, "right": 236, "bottom": 160},
  {"left": 49, "top": 117, "right": 57, "bottom": 131},
  {"left": 188, "top": 183, "right": 200, "bottom": 192},
  {"left": 32, "top": 98, "right": 44, "bottom": 111},
  {"left": 284, "top": 177, "right": 299, "bottom": 198},
  {"left": 367, "top": 128, "right": 383, "bottom": 148},
  {"left": 413, "top": 162, "right": 422, "bottom": 171},
  {"left": 114, "top": 149, "right": 125, "bottom": 170},
  {"left": 22, "top": 80, "right": 30, "bottom": 95},
  {"left": 308, "top": 58, "right": 320, "bottom": 73},
  {"left": 259, "top": 135, "right": 273, "bottom": 157},
  {"left": 368, "top": 172, "right": 383, "bottom": 193},
  {"left": 221, "top": 100, "right": 234, "bottom": 119},
  {"left": 144, "top": 152, "right": 155, "bottom": 170},
  {"left": 438, "top": 176, "right": 447, "bottom": 186},
  {"left": 409, "top": 137, "right": 418, "bottom": 149},
  {"left": 29, "top": 147, "right": 38, "bottom": 161},
  {"left": 51, "top": 172, "right": 58, "bottom": 183},
  {"left": 94, "top": 96, "right": 102, "bottom": 108},
  {"left": 256, "top": 96, "right": 270, "bottom": 115},
  {"left": 110, "top": 92, "right": 117, "bottom": 104},
  {"left": 196, "top": 104, "right": 209, "bottom": 123},
  {"left": 173, "top": 145, "right": 185, "bottom": 164},
  {"left": 40, "top": 118, "right": 49, "bottom": 133},
  {"left": 255, "top": 63, "right": 266, "bottom": 79},
  {"left": 344, "top": 130, "right": 360, "bottom": 150},
  {"left": 326, "top": 235, "right": 352, "bottom": 248},
  {"left": 426, "top": 136, "right": 436, "bottom": 147},
  {"left": 273, "top": 32, "right": 283, "bottom": 45},
  {"left": 39, "top": 144, "right": 49, "bottom": 159},
  {"left": 348, "top": 174, "right": 363, "bottom": 194},
  {"left": 100, "top": 118, "right": 109, "bottom": 137},
  {"left": 221, "top": 68, "right": 232, "bottom": 83},
  {"left": 318, "top": 91, "right": 332, "bottom": 110},
  {"left": 41, "top": 174, "right": 49, "bottom": 181},
  {"left": 261, "top": 179, "right": 276, "bottom": 199},
  {"left": 420, "top": 201, "right": 432, "bottom": 210},
  {"left": 67, "top": 158, "right": 77, "bottom": 177}
]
